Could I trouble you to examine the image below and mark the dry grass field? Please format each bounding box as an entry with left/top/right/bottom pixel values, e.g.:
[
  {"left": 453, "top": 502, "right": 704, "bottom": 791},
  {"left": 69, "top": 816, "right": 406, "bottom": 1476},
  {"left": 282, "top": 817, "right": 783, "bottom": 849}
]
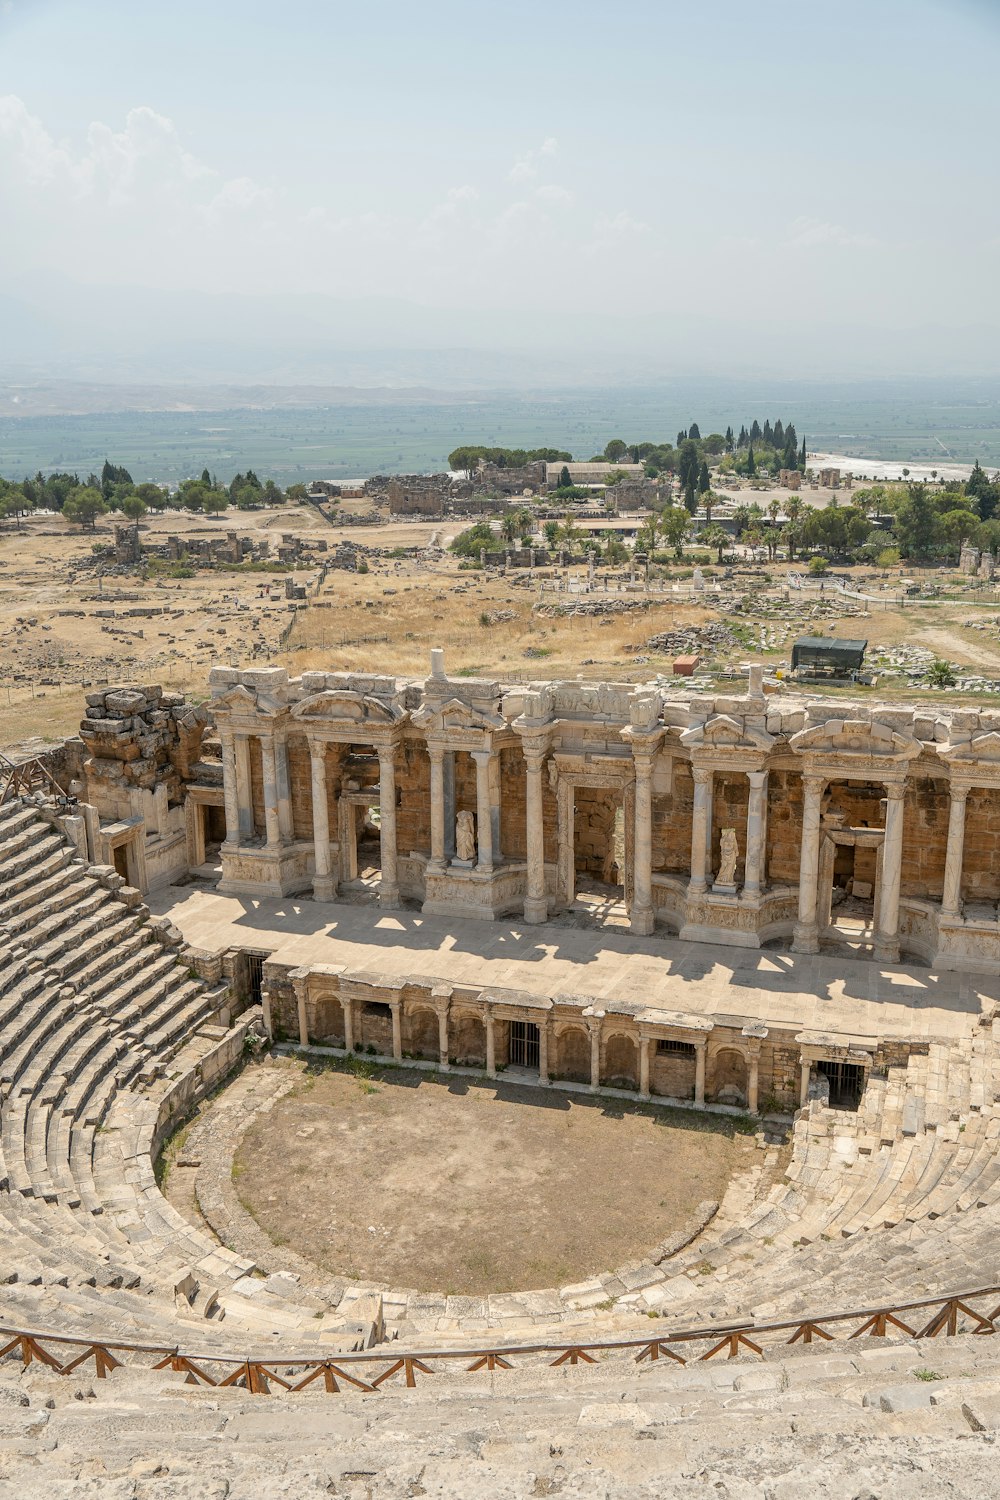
[
  {"left": 232, "top": 1058, "right": 754, "bottom": 1294},
  {"left": 4, "top": 500, "right": 1000, "bottom": 755}
]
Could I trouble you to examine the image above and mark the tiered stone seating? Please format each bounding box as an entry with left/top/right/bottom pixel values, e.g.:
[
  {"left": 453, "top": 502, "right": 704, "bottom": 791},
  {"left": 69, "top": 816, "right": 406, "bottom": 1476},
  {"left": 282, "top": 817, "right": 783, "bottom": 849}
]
[{"left": 0, "top": 800, "right": 378, "bottom": 1350}]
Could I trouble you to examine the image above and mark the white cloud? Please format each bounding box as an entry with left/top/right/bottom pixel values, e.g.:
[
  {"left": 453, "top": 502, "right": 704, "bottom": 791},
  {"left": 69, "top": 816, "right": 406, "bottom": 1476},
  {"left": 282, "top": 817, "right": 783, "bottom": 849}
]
[
  {"left": 508, "top": 136, "right": 559, "bottom": 184},
  {"left": 787, "top": 216, "right": 880, "bottom": 250},
  {"left": 535, "top": 183, "right": 573, "bottom": 206}
]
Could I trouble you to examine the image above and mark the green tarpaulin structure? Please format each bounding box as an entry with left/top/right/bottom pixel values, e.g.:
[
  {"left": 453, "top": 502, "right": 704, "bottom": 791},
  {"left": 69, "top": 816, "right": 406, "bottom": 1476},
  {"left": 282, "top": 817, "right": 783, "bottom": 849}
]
[{"left": 791, "top": 636, "right": 868, "bottom": 674}]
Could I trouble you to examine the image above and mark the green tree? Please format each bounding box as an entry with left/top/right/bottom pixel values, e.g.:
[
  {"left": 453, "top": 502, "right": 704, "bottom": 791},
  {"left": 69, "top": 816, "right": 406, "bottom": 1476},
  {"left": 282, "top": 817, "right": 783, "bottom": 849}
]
[
  {"left": 263, "top": 479, "right": 285, "bottom": 506},
  {"left": 100, "top": 459, "right": 133, "bottom": 501},
  {"left": 62, "top": 486, "right": 107, "bottom": 529},
  {"left": 119, "top": 493, "right": 147, "bottom": 521},
  {"left": 697, "top": 460, "right": 711, "bottom": 494},
  {"left": 136, "top": 483, "right": 169, "bottom": 510},
  {"left": 603, "top": 439, "right": 627, "bottom": 463},
  {"left": 677, "top": 440, "right": 700, "bottom": 512},
  {"left": 543, "top": 520, "right": 560, "bottom": 548},
  {"left": 895, "top": 483, "right": 940, "bottom": 561},
  {"left": 202, "top": 490, "right": 230, "bottom": 514},
  {"left": 286, "top": 483, "right": 308, "bottom": 500},
  {"left": 927, "top": 658, "right": 957, "bottom": 688},
  {"left": 724, "top": 426, "right": 734, "bottom": 452},
  {"left": 688, "top": 423, "right": 701, "bottom": 440},
  {"left": 746, "top": 445, "right": 756, "bottom": 477},
  {"left": 701, "top": 523, "right": 730, "bottom": 563},
  {"left": 659, "top": 506, "right": 690, "bottom": 556},
  {"left": 558, "top": 464, "right": 572, "bottom": 488}
]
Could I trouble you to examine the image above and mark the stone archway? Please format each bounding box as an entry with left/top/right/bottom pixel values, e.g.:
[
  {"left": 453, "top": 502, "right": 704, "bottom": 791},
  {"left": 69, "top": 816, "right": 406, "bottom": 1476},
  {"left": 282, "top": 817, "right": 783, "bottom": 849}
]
[
  {"left": 312, "top": 993, "right": 346, "bottom": 1046},
  {"left": 602, "top": 1033, "right": 639, "bottom": 1090},
  {"left": 555, "top": 1025, "right": 590, "bottom": 1084},
  {"left": 711, "top": 1048, "right": 748, "bottom": 1107},
  {"left": 451, "top": 1012, "right": 486, "bottom": 1067},
  {"left": 404, "top": 1006, "right": 439, "bottom": 1061}
]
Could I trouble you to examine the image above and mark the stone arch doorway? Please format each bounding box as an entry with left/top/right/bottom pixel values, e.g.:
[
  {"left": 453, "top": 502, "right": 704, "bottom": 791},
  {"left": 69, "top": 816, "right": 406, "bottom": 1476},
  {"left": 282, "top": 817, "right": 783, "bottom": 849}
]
[
  {"left": 555, "top": 766, "right": 635, "bottom": 923},
  {"left": 602, "top": 1033, "right": 639, "bottom": 1090},
  {"left": 711, "top": 1048, "right": 748, "bottom": 1107},
  {"left": 555, "top": 1025, "right": 590, "bottom": 1084}
]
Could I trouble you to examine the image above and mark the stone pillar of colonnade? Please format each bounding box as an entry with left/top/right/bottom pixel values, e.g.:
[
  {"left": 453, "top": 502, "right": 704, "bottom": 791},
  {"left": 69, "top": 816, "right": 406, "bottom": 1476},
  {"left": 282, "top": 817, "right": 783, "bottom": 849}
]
[
  {"left": 235, "top": 733, "right": 254, "bottom": 840},
  {"left": 427, "top": 745, "right": 446, "bottom": 874},
  {"left": 746, "top": 1041, "right": 761, "bottom": 1115},
  {"left": 523, "top": 744, "right": 548, "bottom": 924},
  {"left": 687, "top": 767, "right": 713, "bottom": 896},
  {"left": 538, "top": 1018, "right": 550, "bottom": 1084},
  {"left": 308, "top": 737, "right": 335, "bottom": 901},
  {"left": 694, "top": 1038, "right": 707, "bottom": 1106},
  {"left": 472, "top": 749, "right": 495, "bottom": 874},
  {"left": 638, "top": 1031, "right": 652, "bottom": 1099},
  {"left": 874, "top": 782, "right": 906, "bottom": 964},
  {"left": 377, "top": 744, "right": 400, "bottom": 908},
  {"left": 630, "top": 752, "right": 655, "bottom": 935},
  {"left": 390, "top": 999, "right": 402, "bottom": 1062},
  {"left": 274, "top": 733, "right": 294, "bottom": 843},
  {"left": 799, "top": 1057, "right": 812, "bottom": 1108},
  {"left": 485, "top": 1012, "right": 496, "bottom": 1077},
  {"left": 588, "top": 1020, "right": 601, "bottom": 1091},
  {"left": 293, "top": 976, "right": 309, "bottom": 1048},
  {"left": 792, "top": 774, "right": 826, "bottom": 954},
  {"left": 941, "top": 783, "right": 970, "bottom": 921},
  {"left": 219, "top": 730, "right": 241, "bottom": 846},
  {"left": 436, "top": 1004, "right": 450, "bottom": 1070},
  {"left": 342, "top": 998, "right": 355, "bottom": 1054},
  {"left": 743, "top": 770, "right": 768, "bottom": 900},
  {"left": 259, "top": 734, "right": 282, "bottom": 849}
]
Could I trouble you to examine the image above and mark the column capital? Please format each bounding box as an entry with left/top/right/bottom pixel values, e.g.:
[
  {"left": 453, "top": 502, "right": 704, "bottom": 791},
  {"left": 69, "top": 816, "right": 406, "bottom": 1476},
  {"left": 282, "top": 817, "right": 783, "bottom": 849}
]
[
  {"left": 692, "top": 765, "right": 714, "bottom": 788},
  {"left": 949, "top": 782, "right": 971, "bottom": 803},
  {"left": 523, "top": 744, "right": 548, "bottom": 771},
  {"left": 470, "top": 746, "right": 493, "bottom": 766},
  {"left": 801, "top": 773, "right": 826, "bottom": 798},
  {"left": 882, "top": 780, "right": 906, "bottom": 802},
  {"left": 306, "top": 733, "right": 328, "bottom": 755},
  {"left": 427, "top": 742, "right": 445, "bottom": 764},
  {"left": 747, "top": 768, "right": 768, "bottom": 789}
]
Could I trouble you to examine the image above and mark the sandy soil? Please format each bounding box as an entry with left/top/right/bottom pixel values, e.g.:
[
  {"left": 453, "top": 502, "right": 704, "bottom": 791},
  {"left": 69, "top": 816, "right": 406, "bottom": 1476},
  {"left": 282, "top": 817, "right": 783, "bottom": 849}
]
[
  {"left": 912, "top": 628, "right": 1000, "bottom": 670},
  {"left": 233, "top": 1060, "right": 750, "bottom": 1294}
]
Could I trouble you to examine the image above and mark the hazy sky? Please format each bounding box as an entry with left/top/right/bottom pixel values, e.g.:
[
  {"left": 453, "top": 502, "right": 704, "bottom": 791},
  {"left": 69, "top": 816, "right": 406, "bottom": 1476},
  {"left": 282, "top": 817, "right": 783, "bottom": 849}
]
[{"left": 1, "top": 0, "right": 999, "bottom": 376}]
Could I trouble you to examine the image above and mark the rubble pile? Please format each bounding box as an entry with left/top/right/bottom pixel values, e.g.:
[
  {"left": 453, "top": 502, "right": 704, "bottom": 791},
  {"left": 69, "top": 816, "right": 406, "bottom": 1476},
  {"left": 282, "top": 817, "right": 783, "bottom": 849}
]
[
  {"left": 645, "top": 622, "right": 741, "bottom": 656},
  {"left": 78, "top": 685, "right": 205, "bottom": 796},
  {"left": 533, "top": 597, "right": 656, "bottom": 619}
]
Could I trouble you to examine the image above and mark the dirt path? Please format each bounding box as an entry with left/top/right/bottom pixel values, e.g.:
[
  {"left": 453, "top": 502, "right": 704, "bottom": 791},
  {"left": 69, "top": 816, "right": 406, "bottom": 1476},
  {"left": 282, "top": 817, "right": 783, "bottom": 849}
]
[
  {"left": 914, "top": 627, "right": 1000, "bottom": 670},
  {"left": 234, "top": 1062, "right": 751, "bottom": 1295}
]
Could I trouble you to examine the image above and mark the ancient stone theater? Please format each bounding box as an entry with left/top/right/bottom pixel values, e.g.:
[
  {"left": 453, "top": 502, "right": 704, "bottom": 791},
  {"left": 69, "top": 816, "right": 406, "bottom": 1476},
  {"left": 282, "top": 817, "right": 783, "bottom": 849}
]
[{"left": 2, "top": 658, "right": 1000, "bottom": 1490}]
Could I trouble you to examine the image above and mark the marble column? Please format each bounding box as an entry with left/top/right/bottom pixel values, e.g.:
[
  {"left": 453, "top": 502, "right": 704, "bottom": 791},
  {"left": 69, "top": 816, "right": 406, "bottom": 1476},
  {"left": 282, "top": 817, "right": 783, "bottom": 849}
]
[
  {"left": 220, "top": 731, "right": 241, "bottom": 845},
  {"left": 437, "top": 1007, "right": 449, "bottom": 1069},
  {"left": 875, "top": 782, "right": 905, "bottom": 963},
  {"left": 639, "top": 1034, "right": 651, "bottom": 1099},
  {"left": 260, "top": 734, "right": 281, "bottom": 849},
  {"left": 342, "top": 999, "right": 354, "bottom": 1054},
  {"left": 390, "top": 1000, "right": 402, "bottom": 1062},
  {"left": 538, "top": 1018, "right": 549, "bottom": 1084},
  {"left": 523, "top": 746, "right": 548, "bottom": 924},
  {"left": 743, "top": 770, "right": 768, "bottom": 899},
  {"left": 799, "top": 1058, "right": 812, "bottom": 1108},
  {"left": 235, "top": 734, "right": 254, "bottom": 840},
  {"left": 472, "top": 749, "right": 494, "bottom": 873},
  {"left": 377, "top": 744, "right": 400, "bottom": 908},
  {"left": 747, "top": 1045, "right": 761, "bottom": 1115},
  {"left": 427, "top": 745, "right": 446, "bottom": 874},
  {"left": 296, "top": 983, "right": 309, "bottom": 1048},
  {"left": 308, "top": 738, "right": 334, "bottom": 900},
  {"left": 631, "top": 754, "right": 655, "bottom": 935},
  {"left": 688, "top": 767, "right": 713, "bottom": 896},
  {"left": 792, "top": 774, "right": 826, "bottom": 953},
  {"left": 589, "top": 1022, "right": 601, "bottom": 1092},
  {"left": 694, "top": 1039, "right": 707, "bottom": 1106},
  {"left": 941, "top": 784, "right": 970, "bottom": 921},
  {"left": 485, "top": 1012, "right": 496, "bottom": 1078},
  {"left": 274, "top": 734, "right": 293, "bottom": 843}
]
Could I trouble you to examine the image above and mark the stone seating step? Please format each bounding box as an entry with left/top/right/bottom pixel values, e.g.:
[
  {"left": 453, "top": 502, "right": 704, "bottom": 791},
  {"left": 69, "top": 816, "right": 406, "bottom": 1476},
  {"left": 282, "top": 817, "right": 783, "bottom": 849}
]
[
  {"left": 69, "top": 924, "right": 157, "bottom": 996},
  {"left": 0, "top": 987, "right": 75, "bottom": 1091},
  {"left": 89, "top": 950, "right": 182, "bottom": 1020},
  {"left": 1, "top": 879, "right": 104, "bottom": 944},
  {"left": 0, "top": 861, "right": 96, "bottom": 927},
  {"left": 0, "top": 829, "right": 72, "bottom": 891},
  {"left": 36, "top": 906, "right": 144, "bottom": 975}
]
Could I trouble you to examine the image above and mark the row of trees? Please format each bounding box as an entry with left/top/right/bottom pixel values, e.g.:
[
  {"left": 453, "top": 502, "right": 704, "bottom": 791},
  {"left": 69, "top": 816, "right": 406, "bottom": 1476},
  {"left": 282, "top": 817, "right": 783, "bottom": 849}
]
[
  {"left": 446, "top": 445, "right": 571, "bottom": 473},
  {"left": 0, "top": 460, "right": 309, "bottom": 530}
]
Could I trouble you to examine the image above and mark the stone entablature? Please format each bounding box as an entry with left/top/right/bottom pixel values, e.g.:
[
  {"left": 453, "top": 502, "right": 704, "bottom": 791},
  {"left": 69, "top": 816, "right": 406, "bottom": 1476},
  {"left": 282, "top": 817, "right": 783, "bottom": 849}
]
[{"left": 204, "top": 656, "right": 1000, "bottom": 974}]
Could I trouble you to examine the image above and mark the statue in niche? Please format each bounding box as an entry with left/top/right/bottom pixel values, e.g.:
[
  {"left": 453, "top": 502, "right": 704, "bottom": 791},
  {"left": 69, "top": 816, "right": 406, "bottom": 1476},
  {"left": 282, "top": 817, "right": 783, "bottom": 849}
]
[
  {"left": 456, "top": 809, "right": 477, "bottom": 863},
  {"left": 718, "top": 827, "right": 739, "bottom": 887}
]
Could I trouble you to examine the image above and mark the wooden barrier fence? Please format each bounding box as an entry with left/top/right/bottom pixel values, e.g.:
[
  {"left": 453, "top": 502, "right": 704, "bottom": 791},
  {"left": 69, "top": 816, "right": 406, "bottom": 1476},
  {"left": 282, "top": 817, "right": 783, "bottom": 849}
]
[{"left": 2, "top": 1286, "right": 1000, "bottom": 1397}]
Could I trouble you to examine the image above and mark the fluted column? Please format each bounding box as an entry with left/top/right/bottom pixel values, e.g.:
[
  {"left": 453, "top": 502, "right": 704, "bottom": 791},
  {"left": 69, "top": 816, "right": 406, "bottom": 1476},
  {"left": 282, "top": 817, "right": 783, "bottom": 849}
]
[
  {"left": 941, "top": 784, "right": 970, "bottom": 921},
  {"left": 523, "top": 745, "right": 548, "bottom": 924},
  {"left": 235, "top": 734, "right": 254, "bottom": 840},
  {"left": 260, "top": 734, "right": 281, "bottom": 849},
  {"left": 473, "top": 750, "right": 494, "bottom": 873},
  {"left": 743, "top": 770, "right": 768, "bottom": 899},
  {"left": 427, "top": 745, "right": 446, "bottom": 874},
  {"left": 875, "top": 782, "right": 905, "bottom": 963},
  {"left": 631, "top": 753, "right": 655, "bottom": 935},
  {"left": 377, "top": 744, "right": 400, "bottom": 908},
  {"left": 220, "top": 731, "right": 241, "bottom": 845},
  {"left": 792, "top": 773, "right": 826, "bottom": 953},
  {"left": 308, "top": 737, "right": 334, "bottom": 900},
  {"left": 688, "top": 767, "right": 713, "bottom": 896}
]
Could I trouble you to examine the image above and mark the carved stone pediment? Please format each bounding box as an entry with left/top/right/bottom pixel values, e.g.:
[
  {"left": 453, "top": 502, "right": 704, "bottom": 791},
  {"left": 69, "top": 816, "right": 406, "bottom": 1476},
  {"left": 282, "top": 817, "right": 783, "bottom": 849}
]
[
  {"left": 940, "top": 731, "right": 1000, "bottom": 766},
  {"left": 789, "top": 718, "right": 921, "bottom": 763},
  {"left": 290, "top": 690, "right": 402, "bottom": 725},
  {"left": 211, "top": 684, "right": 258, "bottom": 713},
  {"left": 412, "top": 697, "right": 505, "bottom": 733},
  {"left": 680, "top": 714, "right": 774, "bottom": 752}
]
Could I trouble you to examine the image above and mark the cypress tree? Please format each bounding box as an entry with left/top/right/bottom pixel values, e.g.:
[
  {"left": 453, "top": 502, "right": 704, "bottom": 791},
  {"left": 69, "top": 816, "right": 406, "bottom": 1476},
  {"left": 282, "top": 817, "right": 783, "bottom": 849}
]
[
  {"left": 750, "top": 419, "right": 761, "bottom": 443},
  {"left": 762, "top": 419, "right": 774, "bottom": 447},
  {"left": 738, "top": 424, "right": 748, "bottom": 448},
  {"left": 698, "top": 460, "right": 710, "bottom": 493},
  {"left": 800, "top": 436, "right": 807, "bottom": 468},
  {"left": 725, "top": 425, "right": 734, "bottom": 451},
  {"left": 688, "top": 422, "right": 701, "bottom": 440},
  {"left": 746, "top": 445, "right": 756, "bottom": 477},
  {"left": 676, "top": 430, "right": 686, "bottom": 447},
  {"left": 773, "top": 419, "right": 784, "bottom": 447}
]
